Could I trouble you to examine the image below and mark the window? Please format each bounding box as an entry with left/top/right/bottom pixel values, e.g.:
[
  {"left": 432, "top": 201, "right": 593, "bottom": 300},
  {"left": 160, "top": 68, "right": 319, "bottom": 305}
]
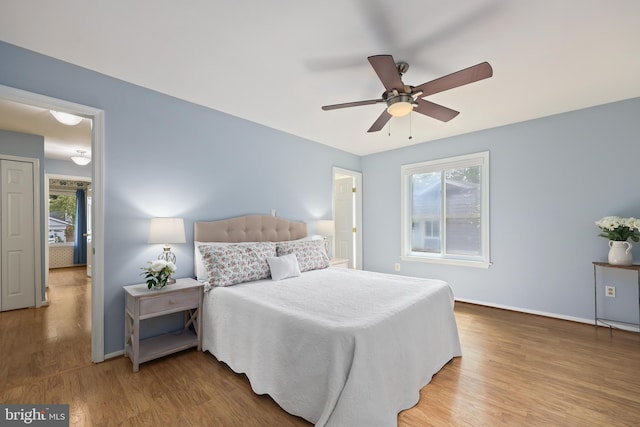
[
  {"left": 401, "top": 151, "right": 490, "bottom": 268},
  {"left": 49, "top": 194, "right": 76, "bottom": 244}
]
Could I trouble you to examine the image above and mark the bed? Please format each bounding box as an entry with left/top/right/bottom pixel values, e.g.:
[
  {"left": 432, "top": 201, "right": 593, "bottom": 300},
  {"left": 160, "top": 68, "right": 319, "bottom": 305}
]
[{"left": 195, "top": 215, "right": 461, "bottom": 427}]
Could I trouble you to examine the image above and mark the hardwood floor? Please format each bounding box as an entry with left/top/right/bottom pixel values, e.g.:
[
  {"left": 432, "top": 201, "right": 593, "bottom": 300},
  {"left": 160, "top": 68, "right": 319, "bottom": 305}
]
[
  {"left": 1, "top": 268, "right": 639, "bottom": 426},
  {"left": 0, "top": 267, "right": 91, "bottom": 390}
]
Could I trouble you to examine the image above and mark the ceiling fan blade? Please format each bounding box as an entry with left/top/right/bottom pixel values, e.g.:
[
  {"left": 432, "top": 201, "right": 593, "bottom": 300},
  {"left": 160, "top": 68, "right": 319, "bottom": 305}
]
[
  {"left": 367, "top": 110, "right": 392, "bottom": 133},
  {"left": 368, "top": 55, "right": 404, "bottom": 92},
  {"left": 414, "top": 98, "right": 460, "bottom": 122},
  {"left": 322, "top": 99, "right": 383, "bottom": 111},
  {"left": 413, "top": 62, "right": 493, "bottom": 97}
]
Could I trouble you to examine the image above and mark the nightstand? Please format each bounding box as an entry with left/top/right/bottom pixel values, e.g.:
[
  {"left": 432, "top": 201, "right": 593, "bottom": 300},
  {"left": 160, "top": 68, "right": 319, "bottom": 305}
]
[
  {"left": 330, "top": 258, "right": 349, "bottom": 268},
  {"left": 124, "top": 278, "right": 203, "bottom": 372}
]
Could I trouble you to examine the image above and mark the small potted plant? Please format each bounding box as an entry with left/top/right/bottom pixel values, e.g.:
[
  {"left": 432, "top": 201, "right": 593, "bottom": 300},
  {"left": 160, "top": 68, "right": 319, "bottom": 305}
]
[
  {"left": 141, "top": 259, "right": 177, "bottom": 289},
  {"left": 595, "top": 216, "right": 640, "bottom": 265}
]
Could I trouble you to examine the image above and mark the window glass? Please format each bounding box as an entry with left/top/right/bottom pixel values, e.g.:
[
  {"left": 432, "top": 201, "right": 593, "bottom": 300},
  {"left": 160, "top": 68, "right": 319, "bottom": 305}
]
[
  {"left": 402, "top": 152, "right": 490, "bottom": 268},
  {"left": 411, "top": 171, "right": 441, "bottom": 253},
  {"left": 49, "top": 194, "right": 76, "bottom": 244}
]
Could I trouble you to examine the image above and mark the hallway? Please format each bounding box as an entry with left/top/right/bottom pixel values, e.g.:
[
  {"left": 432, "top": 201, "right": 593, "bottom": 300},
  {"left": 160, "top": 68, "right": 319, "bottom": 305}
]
[{"left": 0, "top": 267, "right": 91, "bottom": 389}]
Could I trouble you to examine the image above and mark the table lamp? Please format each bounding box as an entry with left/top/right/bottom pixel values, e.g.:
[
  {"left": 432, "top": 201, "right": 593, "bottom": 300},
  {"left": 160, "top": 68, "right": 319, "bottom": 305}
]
[{"left": 148, "top": 217, "right": 186, "bottom": 265}]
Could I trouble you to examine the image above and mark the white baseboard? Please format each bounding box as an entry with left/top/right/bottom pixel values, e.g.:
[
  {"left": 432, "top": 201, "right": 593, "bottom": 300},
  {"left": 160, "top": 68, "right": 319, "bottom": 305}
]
[{"left": 455, "top": 297, "right": 640, "bottom": 333}]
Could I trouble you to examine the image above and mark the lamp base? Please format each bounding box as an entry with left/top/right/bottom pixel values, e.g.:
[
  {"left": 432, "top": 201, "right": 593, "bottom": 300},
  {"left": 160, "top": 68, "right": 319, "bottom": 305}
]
[
  {"left": 158, "top": 248, "right": 177, "bottom": 284},
  {"left": 323, "top": 236, "right": 331, "bottom": 258},
  {"left": 158, "top": 247, "right": 177, "bottom": 264}
]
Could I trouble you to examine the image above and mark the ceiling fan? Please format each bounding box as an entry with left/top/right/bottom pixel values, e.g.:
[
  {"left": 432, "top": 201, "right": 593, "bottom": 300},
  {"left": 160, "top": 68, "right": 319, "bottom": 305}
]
[{"left": 321, "top": 55, "right": 493, "bottom": 133}]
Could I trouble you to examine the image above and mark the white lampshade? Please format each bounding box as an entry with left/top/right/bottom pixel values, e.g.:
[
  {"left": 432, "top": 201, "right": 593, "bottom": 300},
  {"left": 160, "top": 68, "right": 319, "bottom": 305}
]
[
  {"left": 50, "top": 110, "right": 83, "bottom": 126},
  {"left": 316, "top": 220, "right": 335, "bottom": 237},
  {"left": 148, "top": 218, "right": 186, "bottom": 244}
]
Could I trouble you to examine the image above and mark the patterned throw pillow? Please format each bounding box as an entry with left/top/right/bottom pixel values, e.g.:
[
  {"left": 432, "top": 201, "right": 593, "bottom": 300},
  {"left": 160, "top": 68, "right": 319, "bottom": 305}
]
[
  {"left": 198, "top": 242, "right": 276, "bottom": 287},
  {"left": 276, "top": 239, "right": 330, "bottom": 272}
]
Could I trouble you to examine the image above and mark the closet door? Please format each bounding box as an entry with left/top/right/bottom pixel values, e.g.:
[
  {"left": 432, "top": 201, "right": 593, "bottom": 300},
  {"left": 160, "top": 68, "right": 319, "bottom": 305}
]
[{"left": 1, "top": 159, "right": 35, "bottom": 311}]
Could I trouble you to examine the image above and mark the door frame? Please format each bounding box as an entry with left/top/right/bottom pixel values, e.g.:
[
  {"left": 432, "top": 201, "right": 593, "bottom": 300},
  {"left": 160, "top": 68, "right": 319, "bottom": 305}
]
[
  {"left": 0, "top": 84, "right": 105, "bottom": 363},
  {"left": 0, "top": 154, "right": 41, "bottom": 310},
  {"left": 332, "top": 167, "right": 363, "bottom": 269}
]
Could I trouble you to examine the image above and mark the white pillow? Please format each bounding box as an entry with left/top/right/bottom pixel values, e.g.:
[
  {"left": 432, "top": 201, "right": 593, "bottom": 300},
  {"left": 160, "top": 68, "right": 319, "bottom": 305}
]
[
  {"left": 194, "top": 241, "right": 211, "bottom": 281},
  {"left": 267, "top": 254, "right": 301, "bottom": 281}
]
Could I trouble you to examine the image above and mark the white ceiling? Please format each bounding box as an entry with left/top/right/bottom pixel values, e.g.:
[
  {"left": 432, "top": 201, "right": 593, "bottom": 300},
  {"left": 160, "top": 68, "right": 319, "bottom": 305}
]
[
  {"left": 0, "top": 98, "right": 91, "bottom": 160},
  {"left": 0, "top": 0, "right": 639, "bottom": 157}
]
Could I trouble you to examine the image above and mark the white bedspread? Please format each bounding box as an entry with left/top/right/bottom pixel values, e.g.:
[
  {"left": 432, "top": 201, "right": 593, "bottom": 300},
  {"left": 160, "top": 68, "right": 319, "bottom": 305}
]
[{"left": 202, "top": 268, "right": 461, "bottom": 427}]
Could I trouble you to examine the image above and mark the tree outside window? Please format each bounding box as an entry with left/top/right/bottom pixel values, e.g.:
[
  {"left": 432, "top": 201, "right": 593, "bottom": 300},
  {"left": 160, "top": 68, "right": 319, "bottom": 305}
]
[{"left": 49, "top": 194, "right": 76, "bottom": 243}]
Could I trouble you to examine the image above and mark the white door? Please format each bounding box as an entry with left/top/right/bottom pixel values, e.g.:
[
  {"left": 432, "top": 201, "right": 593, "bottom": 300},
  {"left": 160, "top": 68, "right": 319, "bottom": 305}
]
[
  {"left": 86, "top": 184, "right": 92, "bottom": 277},
  {"left": 334, "top": 176, "right": 354, "bottom": 266},
  {"left": 1, "top": 159, "right": 36, "bottom": 311},
  {"left": 333, "top": 168, "right": 363, "bottom": 270}
]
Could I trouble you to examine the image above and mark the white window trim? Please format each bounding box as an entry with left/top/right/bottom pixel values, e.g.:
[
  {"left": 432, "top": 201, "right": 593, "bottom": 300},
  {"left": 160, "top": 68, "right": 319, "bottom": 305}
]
[{"left": 401, "top": 151, "right": 491, "bottom": 269}]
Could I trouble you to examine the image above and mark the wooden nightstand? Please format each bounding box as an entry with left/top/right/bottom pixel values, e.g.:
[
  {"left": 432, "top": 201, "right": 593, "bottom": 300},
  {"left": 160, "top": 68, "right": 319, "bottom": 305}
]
[
  {"left": 124, "top": 278, "right": 203, "bottom": 372},
  {"left": 330, "top": 258, "right": 349, "bottom": 268}
]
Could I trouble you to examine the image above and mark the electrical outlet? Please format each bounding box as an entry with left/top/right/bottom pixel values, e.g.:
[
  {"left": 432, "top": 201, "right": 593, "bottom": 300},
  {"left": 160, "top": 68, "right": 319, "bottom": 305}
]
[
  {"left": 394, "top": 263, "right": 401, "bottom": 272},
  {"left": 605, "top": 286, "right": 616, "bottom": 298}
]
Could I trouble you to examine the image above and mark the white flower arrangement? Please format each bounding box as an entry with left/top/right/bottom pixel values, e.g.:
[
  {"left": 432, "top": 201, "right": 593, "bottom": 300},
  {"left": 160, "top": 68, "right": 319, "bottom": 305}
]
[
  {"left": 595, "top": 216, "right": 640, "bottom": 242},
  {"left": 141, "top": 259, "right": 177, "bottom": 289}
]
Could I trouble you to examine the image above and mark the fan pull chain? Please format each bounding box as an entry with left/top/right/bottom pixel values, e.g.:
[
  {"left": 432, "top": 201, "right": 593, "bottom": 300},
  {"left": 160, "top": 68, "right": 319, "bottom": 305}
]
[{"left": 408, "top": 113, "right": 413, "bottom": 140}]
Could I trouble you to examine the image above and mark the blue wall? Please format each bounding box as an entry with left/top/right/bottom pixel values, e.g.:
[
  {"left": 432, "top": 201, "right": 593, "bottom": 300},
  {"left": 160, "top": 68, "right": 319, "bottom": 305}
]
[
  {"left": 0, "top": 41, "right": 361, "bottom": 354},
  {"left": 362, "top": 97, "right": 640, "bottom": 324}
]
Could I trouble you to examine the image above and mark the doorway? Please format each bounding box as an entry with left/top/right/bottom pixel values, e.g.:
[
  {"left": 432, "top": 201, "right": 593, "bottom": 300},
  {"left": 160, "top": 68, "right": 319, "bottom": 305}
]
[
  {"left": 332, "top": 167, "right": 363, "bottom": 269},
  {"left": 0, "top": 84, "right": 105, "bottom": 363},
  {"left": 45, "top": 174, "right": 92, "bottom": 281}
]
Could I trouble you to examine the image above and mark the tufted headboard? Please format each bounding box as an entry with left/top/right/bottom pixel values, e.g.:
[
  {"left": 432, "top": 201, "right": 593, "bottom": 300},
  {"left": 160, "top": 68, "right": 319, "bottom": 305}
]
[{"left": 194, "top": 215, "right": 307, "bottom": 243}]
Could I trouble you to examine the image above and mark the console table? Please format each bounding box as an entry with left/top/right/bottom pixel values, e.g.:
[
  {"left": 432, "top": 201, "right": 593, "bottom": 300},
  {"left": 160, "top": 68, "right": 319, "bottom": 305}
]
[{"left": 592, "top": 262, "right": 640, "bottom": 335}]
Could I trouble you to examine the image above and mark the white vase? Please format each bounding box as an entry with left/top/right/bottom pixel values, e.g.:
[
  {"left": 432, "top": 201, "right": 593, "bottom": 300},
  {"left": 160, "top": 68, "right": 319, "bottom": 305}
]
[{"left": 608, "top": 240, "right": 633, "bottom": 266}]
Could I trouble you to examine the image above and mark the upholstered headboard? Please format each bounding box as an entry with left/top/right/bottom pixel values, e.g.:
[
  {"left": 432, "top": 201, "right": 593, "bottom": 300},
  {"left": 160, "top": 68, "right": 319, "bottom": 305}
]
[{"left": 194, "top": 215, "right": 307, "bottom": 243}]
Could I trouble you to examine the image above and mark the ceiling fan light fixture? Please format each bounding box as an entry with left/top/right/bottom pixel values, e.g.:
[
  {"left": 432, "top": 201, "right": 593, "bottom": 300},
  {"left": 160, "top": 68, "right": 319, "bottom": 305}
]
[
  {"left": 71, "top": 150, "right": 91, "bottom": 166},
  {"left": 386, "top": 94, "right": 414, "bottom": 117},
  {"left": 50, "top": 110, "right": 83, "bottom": 126}
]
